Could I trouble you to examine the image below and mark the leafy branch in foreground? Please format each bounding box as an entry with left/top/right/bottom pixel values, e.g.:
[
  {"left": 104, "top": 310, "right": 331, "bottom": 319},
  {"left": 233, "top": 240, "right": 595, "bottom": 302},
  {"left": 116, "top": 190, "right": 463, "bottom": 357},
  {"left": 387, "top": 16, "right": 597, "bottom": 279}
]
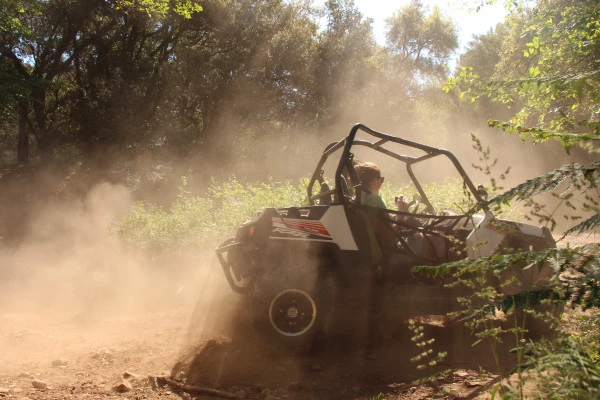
[
  {"left": 448, "top": 1, "right": 600, "bottom": 147},
  {"left": 482, "top": 162, "right": 599, "bottom": 207},
  {"left": 564, "top": 213, "right": 600, "bottom": 237},
  {"left": 408, "top": 318, "right": 449, "bottom": 383},
  {"left": 488, "top": 120, "right": 600, "bottom": 151},
  {"left": 414, "top": 244, "right": 600, "bottom": 313},
  {"left": 473, "top": 161, "right": 600, "bottom": 232},
  {"left": 414, "top": 244, "right": 599, "bottom": 398},
  {"left": 523, "top": 337, "right": 600, "bottom": 400},
  {"left": 442, "top": 2, "right": 599, "bottom": 397}
]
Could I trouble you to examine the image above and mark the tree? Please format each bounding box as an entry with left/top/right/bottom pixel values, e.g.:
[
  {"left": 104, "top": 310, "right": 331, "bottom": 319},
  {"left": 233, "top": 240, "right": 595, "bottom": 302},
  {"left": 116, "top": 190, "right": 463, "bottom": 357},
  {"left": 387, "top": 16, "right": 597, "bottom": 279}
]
[
  {"left": 0, "top": 0, "right": 39, "bottom": 164},
  {"left": 385, "top": 0, "right": 458, "bottom": 83},
  {"left": 365, "top": 0, "right": 459, "bottom": 137},
  {"left": 447, "top": 23, "right": 515, "bottom": 128},
  {"left": 458, "top": 23, "right": 508, "bottom": 81},
  {"left": 0, "top": 0, "right": 203, "bottom": 164},
  {"left": 0, "top": 0, "right": 467, "bottom": 178},
  {"left": 312, "top": 0, "right": 377, "bottom": 123},
  {"left": 449, "top": 0, "right": 600, "bottom": 148},
  {"left": 152, "top": 0, "right": 321, "bottom": 177}
]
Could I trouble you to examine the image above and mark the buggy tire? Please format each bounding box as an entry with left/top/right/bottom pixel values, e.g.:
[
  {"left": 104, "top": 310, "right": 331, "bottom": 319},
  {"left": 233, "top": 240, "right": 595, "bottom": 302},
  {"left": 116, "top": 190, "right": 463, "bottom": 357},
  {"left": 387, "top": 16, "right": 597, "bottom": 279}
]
[{"left": 247, "top": 266, "right": 332, "bottom": 354}]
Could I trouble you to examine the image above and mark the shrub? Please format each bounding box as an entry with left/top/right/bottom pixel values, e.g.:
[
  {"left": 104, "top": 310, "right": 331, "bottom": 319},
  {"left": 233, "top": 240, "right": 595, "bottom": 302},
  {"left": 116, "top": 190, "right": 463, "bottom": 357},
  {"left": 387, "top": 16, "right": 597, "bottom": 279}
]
[
  {"left": 116, "top": 175, "right": 501, "bottom": 250},
  {"left": 115, "top": 176, "right": 309, "bottom": 249}
]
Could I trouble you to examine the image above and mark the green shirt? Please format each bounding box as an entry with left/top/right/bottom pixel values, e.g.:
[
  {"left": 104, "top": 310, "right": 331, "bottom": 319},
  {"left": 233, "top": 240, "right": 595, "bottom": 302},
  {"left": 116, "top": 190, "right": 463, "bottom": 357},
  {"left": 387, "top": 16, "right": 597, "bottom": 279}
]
[
  {"left": 362, "top": 192, "right": 387, "bottom": 209},
  {"left": 359, "top": 192, "right": 386, "bottom": 265}
]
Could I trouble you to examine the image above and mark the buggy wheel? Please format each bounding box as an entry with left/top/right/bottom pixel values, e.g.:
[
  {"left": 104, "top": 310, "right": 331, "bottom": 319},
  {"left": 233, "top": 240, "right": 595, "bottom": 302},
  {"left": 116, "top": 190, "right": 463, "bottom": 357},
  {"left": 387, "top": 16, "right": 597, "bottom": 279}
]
[
  {"left": 269, "top": 289, "right": 317, "bottom": 337},
  {"left": 248, "top": 267, "right": 331, "bottom": 354}
]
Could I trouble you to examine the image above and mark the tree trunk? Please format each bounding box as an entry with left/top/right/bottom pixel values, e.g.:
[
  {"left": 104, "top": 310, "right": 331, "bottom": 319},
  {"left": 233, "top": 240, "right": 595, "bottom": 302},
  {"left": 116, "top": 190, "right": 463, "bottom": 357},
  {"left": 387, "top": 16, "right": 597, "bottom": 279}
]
[
  {"left": 17, "top": 100, "right": 30, "bottom": 164},
  {"left": 31, "top": 86, "right": 53, "bottom": 162}
]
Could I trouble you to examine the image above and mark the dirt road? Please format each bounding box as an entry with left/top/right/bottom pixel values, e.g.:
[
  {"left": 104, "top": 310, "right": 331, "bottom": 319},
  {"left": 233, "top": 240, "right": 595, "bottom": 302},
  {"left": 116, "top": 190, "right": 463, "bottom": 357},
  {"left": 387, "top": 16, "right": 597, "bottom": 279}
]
[
  {"left": 0, "top": 292, "right": 501, "bottom": 400},
  {"left": 1, "top": 233, "right": 591, "bottom": 400}
]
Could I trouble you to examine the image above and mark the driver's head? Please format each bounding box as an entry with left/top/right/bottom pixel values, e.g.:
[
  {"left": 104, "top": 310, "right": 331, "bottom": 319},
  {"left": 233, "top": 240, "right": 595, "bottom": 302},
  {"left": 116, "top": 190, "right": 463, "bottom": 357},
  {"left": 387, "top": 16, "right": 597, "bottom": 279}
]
[{"left": 356, "top": 162, "right": 384, "bottom": 194}]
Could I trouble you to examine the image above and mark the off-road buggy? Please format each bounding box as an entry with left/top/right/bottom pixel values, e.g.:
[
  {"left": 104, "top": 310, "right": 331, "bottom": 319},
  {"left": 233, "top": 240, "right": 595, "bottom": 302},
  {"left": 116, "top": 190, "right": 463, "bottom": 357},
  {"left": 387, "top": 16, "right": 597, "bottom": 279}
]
[{"left": 215, "top": 124, "right": 556, "bottom": 352}]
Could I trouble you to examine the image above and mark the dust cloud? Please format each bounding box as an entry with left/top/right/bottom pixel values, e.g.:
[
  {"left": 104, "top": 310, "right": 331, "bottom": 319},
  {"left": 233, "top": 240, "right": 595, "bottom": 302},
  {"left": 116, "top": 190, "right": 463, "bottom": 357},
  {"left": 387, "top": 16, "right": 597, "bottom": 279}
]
[
  {"left": 195, "top": 57, "right": 586, "bottom": 197},
  {"left": 0, "top": 19, "right": 592, "bottom": 384},
  {"left": 0, "top": 81, "right": 579, "bottom": 327},
  {"left": 0, "top": 179, "right": 238, "bottom": 346}
]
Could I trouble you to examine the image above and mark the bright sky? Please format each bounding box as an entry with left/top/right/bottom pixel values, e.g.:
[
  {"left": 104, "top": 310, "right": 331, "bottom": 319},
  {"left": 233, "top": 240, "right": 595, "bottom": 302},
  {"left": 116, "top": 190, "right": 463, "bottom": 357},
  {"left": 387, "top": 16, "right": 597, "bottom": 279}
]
[{"left": 318, "top": 0, "right": 508, "bottom": 51}]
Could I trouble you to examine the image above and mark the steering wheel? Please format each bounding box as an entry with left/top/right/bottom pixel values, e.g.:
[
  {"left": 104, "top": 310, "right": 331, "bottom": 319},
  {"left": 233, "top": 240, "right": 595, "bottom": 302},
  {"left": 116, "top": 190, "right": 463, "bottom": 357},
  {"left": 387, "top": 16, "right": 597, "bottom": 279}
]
[
  {"left": 408, "top": 199, "right": 420, "bottom": 214},
  {"left": 409, "top": 198, "right": 436, "bottom": 216}
]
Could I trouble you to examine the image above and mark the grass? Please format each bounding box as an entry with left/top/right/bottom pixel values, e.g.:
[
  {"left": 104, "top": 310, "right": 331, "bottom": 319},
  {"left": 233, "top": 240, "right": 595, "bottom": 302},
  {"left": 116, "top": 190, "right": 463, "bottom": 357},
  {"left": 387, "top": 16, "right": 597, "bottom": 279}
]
[
  {"left": 115, "top": 176, "right": 309, "bottom": 249},
  {"left": 115, "top": 175, "right": 519, "bottom": 250}
]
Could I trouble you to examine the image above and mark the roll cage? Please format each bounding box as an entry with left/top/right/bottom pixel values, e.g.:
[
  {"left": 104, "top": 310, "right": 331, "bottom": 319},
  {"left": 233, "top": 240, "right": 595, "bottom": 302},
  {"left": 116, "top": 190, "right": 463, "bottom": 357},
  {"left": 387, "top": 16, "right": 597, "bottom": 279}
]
[{"left": 307, "top": 123, "right": 488, "bottom": 215}]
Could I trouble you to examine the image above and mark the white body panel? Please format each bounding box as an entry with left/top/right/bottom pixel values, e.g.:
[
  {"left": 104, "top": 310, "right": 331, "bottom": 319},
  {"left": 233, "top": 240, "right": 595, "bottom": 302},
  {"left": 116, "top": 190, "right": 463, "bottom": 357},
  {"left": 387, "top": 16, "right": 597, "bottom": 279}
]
[
  {"left": 270, "top": 205, "right": 359, "bottom": 251},
  {"left": 466, "top": 212, "right": 548, "bottom": 259},
  {"left": 466, "top": 212, "right": 500, "bottom": 258},
  {"left": 320, "top": 205, "right": 359, "bottom": 250}
]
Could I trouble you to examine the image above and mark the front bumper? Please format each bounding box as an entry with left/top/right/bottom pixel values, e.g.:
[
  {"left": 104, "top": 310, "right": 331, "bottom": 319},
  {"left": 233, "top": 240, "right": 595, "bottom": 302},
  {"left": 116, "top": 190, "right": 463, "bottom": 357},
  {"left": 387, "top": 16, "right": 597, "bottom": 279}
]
[{"left": 215, "top": 238, "right": 251, "bottom": 294}]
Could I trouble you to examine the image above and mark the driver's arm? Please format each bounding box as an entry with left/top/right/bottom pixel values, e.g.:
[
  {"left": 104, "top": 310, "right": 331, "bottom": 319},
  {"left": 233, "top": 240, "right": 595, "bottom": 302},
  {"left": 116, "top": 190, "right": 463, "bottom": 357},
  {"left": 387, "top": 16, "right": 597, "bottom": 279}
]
[{"left": 393, "top": 195, "right": 421, "bottom": 228}]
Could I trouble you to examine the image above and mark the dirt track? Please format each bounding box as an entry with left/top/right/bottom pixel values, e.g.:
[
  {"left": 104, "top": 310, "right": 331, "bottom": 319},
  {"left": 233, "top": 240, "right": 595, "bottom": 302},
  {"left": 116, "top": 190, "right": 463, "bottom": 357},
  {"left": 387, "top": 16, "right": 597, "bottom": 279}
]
[
  {"left": 0, "top": 284, "right": 505, "bottom": 400},
  {"left": 0, "top": 216, "right": 591, "bottom": 400}
]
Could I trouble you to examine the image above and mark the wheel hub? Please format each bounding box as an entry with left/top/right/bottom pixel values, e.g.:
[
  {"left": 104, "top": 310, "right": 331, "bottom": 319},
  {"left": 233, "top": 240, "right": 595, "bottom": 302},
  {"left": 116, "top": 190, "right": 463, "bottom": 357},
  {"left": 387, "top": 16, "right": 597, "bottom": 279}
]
[
  {"left": 269, "top": 289, "right": 317, "bottom": 337},
  {"left": 287, "top": 307, "right": 299, "bottom": 318}
]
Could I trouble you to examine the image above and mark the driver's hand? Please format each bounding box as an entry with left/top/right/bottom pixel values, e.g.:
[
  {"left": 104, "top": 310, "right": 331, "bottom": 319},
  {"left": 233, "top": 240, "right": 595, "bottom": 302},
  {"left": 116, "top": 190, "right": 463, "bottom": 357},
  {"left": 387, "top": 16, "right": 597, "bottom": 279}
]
[{"left": 396, "top": 195, "right": 410, "bottom": 212}]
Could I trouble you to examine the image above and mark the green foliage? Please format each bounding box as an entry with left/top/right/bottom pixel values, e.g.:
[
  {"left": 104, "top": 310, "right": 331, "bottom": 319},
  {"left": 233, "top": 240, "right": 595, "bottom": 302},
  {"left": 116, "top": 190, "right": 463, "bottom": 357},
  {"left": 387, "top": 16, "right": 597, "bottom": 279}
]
[
  {"left": 117, "top": 0, "right": 202, "bottom": 17},
  {"left": 489, "top": 118, "right": 600, "bottom": 150},
  {"left": 0, "top": 0, "right": 205, "bottom": 162},
  {"left": 570, "top": 313, "right": 600, "bottom": 364},
  {"left": 312, "top": 0, "right": 377, "bottom": 121},
  {"left": 381, "top": 177, "right": 517, "bottom": 218},
  {"left": 408, "top": 318, "right": 450, "bottom": 382},
  {"left": 479, "top": 160, "right": 600, "bottom": 232},
  {"left": 0, "top": 0, "right": 472, "bottom": 165},
  {"left": 448, "top": 0, "right": 600, "bottom": 150},
  {"left": 457, "top": 23, "right": 508, "bottom": 81},
  {"left": 116, "top": 175, "right": 480, "bottom": 250},
  {"left": 385, "top": 0, "right": 458, "bottom": 81},
  {"left": 414, "top": 225, "right": 600, "bottom": 398},
  {"left": 422, "top": 67, "right": 599, "bottom": 396},
  {"left": 514, "top": 337, "right": 600, "bottom": 400},
  {"left": 116, "top": 176, "right": 310, "bottom": 249},
  {"left": 414, "top": 247, "right": 558, "bottom": 396},
  {"left": 117, "top": 0, "right": 203, "bottom": 18},
  {"left": 429, "top": 1, "right": 600, "bottom": 398},
  {"left": 415, "top": 243, "right": 600, "bottom": 313}
]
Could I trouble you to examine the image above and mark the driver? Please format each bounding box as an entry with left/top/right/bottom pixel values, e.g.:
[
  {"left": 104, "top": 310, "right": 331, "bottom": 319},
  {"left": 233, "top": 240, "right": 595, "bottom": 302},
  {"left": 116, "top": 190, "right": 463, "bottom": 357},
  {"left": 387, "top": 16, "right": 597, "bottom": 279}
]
[
  {"left": 355, "top": 162, "right": 398, "bottom": 255},
  {"left": 355, "top": 161, "right": 386, "bottom": 209},
  {"left": 355, "top": 163, "right": 429, "bottom": 259}
]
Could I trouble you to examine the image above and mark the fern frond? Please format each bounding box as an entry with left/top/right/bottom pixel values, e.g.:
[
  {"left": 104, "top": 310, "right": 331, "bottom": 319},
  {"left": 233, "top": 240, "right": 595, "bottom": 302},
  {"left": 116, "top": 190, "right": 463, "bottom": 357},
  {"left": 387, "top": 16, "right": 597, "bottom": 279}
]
[
  {"left": 414, "top": 247, "right": 562, "bottom": 279},
  {"left": 491, "top": 164, "right": 578, "bottom": 202},
  {"left": 488, "top": 69, "right": 600, "bottom": 90},
  {"left": 495, "top": 287, "right": 557, "bottom": 313},
  {"left": 526, "top": 337, "right": 600, "bottom": 399},
  {"left": 414, "top": 244, "right": 600, "bottom": 312},
  {"left": 488, "top": 120, "right": 600, "bottom": 146},
  {"left": 479, "top": 162, "right": 600, "bottom": 210},
  {"left": 563, "top": 214, "right": 600, "bottom": 237}
]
